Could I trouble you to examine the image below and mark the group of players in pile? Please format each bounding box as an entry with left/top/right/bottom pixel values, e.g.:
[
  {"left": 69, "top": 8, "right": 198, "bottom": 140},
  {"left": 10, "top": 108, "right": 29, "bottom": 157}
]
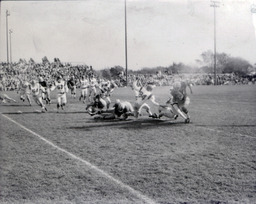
[{"left": 0, "top": 74, "right": 192, "bottom": 123}]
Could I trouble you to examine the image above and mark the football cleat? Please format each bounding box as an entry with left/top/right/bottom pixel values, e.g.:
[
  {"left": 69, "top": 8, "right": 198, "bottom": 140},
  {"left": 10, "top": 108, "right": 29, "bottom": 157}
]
[
  {"left": 149, "top": 113, "right": 159, "bottom": 118},
  {"left": 185, "top": 118, "right": 190, "bottom": 123}
]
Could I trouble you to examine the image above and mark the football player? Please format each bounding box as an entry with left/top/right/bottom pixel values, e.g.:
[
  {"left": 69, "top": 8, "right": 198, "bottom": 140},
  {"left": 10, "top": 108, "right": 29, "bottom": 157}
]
[
  {"left": 88, "top": 74, "right": 98, "bottom": 102},
  {"left": 85, "top": 94, "right": 107, "bottom": 116},
  {"left": 30, "top": 80, "right": 47, "bottom": 112},
  {"left": 133, "top": 84, "right": 159, "bottom": 118},
  {"left": 166, "top": 81, "right": 191, "bottom": 123},
  {"left": 79, "top": 75, "right": 89, "bottom": 103},
  {"left": 51, "top": 76, "right": 69, "bottom": 112},
  {"left": 99, "top": 80, "right": 118, "bottom": 110},
  {"left": 38, "top": 76, "right": 51, "bottom": 104},
  {"left": 91, "top": 99, "right": 134, "bottom": 120},
  {"left": 131, "top": 76, "right": 142, "bottom": 100},
  {"left": 17, "top": 79, "right": 32, "bottom": 106},
  {"left": 113, "top": 99, "right": 134, "bottom": 119},
  {"left": 67, "top": 75, "right": 77, "bottom": 99}
]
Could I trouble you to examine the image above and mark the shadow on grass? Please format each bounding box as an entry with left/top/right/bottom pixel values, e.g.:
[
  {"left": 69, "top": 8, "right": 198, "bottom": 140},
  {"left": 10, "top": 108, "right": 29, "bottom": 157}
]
[
  {"left": 68, "top": 118, "right": 186, "bottom": 130},
  {"left": 196, "top": 124, "right": 256, "bottom": 127},
  {"left": 0, "top": 104, "right": 31, "bottom": 107},
  {"left": 2, "top": 111, "right": 89, "bottom": 115},
  {"left": 2, "top": 112, "right": 43, "bottom": 115}
]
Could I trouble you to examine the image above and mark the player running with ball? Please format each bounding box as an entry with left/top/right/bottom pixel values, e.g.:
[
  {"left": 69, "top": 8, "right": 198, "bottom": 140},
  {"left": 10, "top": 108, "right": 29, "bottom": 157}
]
[
  {"left": 30, "top": 80, "right": 48, "bottom": 112},
  {"left": 51, "top": 76, "right": 69, "bottom": 112}
]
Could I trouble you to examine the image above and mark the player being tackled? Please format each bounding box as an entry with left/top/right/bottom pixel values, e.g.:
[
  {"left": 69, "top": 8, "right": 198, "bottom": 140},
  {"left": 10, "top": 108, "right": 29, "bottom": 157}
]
[{"left": 166, "top": 81, "right": 192, "bottom": 123}]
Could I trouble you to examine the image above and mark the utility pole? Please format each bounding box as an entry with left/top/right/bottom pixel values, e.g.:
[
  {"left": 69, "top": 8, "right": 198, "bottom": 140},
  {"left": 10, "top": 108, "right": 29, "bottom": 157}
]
[
  {"left": 124, "top": 0, "right": 128, "bottom": 86},
  {"left": 210, "top": 1, "right": 219, "bottom": 85},
  {"left": 6, "top": 10, "right": 10, "bottom": 64},
  {"left": 9, "top": 29, "right": 13, "bottom": 64}
]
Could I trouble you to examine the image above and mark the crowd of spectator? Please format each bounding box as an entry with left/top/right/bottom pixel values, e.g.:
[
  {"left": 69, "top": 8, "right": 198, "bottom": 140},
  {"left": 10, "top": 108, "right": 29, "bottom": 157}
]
[
  {"left": 0, "top": 61, "right": 255, "bottom": 91},
  {"left": 0, "top": 61, "right": 94, "bottom": 91}
]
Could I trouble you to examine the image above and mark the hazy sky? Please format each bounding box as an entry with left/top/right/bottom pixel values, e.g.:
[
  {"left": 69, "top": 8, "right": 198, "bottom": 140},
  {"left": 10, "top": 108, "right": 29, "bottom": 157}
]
[{"left": 1, "top": 0, "right": 256, "bottom": 70}]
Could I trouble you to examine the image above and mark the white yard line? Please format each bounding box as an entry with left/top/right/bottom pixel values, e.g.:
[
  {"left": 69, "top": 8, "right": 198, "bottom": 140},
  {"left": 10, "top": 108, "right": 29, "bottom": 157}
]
[
  {"left": 1, "top": 113, "right": 157, "bottom": 204},
  {"left": 195, "top": 125, "right": 255, "bottom": 139},
  {"left": 192, "top": 98, "right": 256, "bottom": 105}
]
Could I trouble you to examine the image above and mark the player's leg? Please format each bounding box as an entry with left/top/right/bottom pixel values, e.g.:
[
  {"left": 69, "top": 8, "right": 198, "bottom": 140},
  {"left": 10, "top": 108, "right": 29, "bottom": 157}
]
[
  {"left": 46, "top": 88, "right": 51, "bottom": 104},
  {"left": 35, "top": 96, "right": 47, "bottom": 112},
  {"left": 83, "top": 88, "right": 88, "bottom": 103},
  {"left": 158, "top": 105, "right": 177, "bottom": 119},
  {"left": 98, "top": 109, "right": 116, "bottom": 119},
  {"left": 26, "top": 94, "right": 32, "bottom": 106},
  {"left": 73, "top": 86, "right": 77, "bottom": 98},
  {"left": 42, "top": 92, "right": 46, "bottom": 101},
  {"left": 172, "top": 104, "right": 189, "bottom": 122},
  {"left": 176, "top": 96, "right": 190, "bottom": 123},
  {"left": 3, "top": 93, "right": 16, "bottom": 103},
  {"left": 121, "top": 102, "right": 134, "bottom": 119},
  {"left": 98, "top": 98, "right": 107, "bottom": 113},
  {"left": 56, "top": 95, "right": 61, "bottom": 112},
  {"left": 105, "top": 96, "right": 111, "bottom": 110},
  {"left": 121, "top": 104, "right": 134, "bottom": 119},
  {"left": 133, "top": 102, "right": 141, "bottom": 118},
  {"left": 39, "top": 97, "right": 47, "bottom": 111},
  {"left": 139, "top": 103, "right": 153, "bottom": 117},
  {"left": 91, "top": 87, "right": 97, "bottom": 101},
  {"left": 79, "top": 89, "right": 84, "bottom": 101},
  {"left": 182, "top": 96, "right": 190, "bottom": 118},
  {"left": 33, "top": 95, "right": 40, "bottom": 106},
  {"left": 20, "top": 91, "right": 25, "bottom": 102},
  {"left": 61, "top": 93, "right": 67, "bottom": 110},
  {"left": 125, "top": 101, "right": 134, "bottom": 113}
]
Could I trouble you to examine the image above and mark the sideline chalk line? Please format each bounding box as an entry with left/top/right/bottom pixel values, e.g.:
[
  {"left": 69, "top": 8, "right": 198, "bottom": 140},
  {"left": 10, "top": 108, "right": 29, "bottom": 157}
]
[
  {"left": 194, "top": 125, "right": 255, "bottom": 139},
  {"left": 1, "top": 113, "right": 157, "bottom": 204}
]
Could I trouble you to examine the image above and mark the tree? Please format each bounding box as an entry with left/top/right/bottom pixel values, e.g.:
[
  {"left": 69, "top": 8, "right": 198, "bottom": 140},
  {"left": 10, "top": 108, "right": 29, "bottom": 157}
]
[
  {"left": 169, "top": 62, "right": 184, "bottom": 74},
  {"left": 101, "top": 69, "right": 111, "bottom": 80},
  {"left": 110, "top": 66, "right": 124, "bottom": 79},
  {"left": 223, "top": 57, "right": 251, "bottom": 76},
  {"left": 197, "top": 50, "right": 241, "bottom": 74}
]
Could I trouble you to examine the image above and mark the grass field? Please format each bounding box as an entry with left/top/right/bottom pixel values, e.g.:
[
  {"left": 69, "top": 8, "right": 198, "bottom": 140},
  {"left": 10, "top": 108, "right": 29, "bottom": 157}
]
[{"left": 0, "top": 85, "right": 256, "bottom": 204}]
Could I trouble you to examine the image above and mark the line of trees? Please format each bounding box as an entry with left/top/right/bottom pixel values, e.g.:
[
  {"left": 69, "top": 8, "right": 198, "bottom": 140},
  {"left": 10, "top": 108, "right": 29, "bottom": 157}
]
[
  {"left": 196, "top": 50, "right": 254, "bottom": 76},
  {"left": 99, "top": 50, "right": 255, "bottom": 78}
]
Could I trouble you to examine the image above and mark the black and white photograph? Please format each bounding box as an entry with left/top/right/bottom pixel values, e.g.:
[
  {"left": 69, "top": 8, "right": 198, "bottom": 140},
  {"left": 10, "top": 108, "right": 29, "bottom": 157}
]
[{"left": 0, "top": 0, "right": 256, "bottom": 203}]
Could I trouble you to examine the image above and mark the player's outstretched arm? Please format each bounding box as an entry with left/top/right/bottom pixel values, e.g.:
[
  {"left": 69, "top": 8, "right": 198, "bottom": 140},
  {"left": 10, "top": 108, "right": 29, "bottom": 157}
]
[{"left": 150, "top": 96, "right": 160, "bottom": 106}]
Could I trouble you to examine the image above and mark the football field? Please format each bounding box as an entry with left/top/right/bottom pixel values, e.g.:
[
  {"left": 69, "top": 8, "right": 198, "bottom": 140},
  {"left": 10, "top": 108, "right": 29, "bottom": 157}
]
[{"left": 0, "top": 85, "right": 256, "bottom": 204}]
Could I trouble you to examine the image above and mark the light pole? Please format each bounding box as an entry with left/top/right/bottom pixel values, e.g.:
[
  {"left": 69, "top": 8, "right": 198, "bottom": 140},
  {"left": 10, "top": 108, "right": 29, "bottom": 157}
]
[
  {"left": 124, "top": 0, "right": 128, "bottom": 86},
  {"left": 9, "top": 29, "right": 13, "bottom": 64},
  {"left": 6, "top": 10, "right": 10, "bottom": 64},
  {"left": 210, "top": 1, "right": 219, "bottom": 85}
]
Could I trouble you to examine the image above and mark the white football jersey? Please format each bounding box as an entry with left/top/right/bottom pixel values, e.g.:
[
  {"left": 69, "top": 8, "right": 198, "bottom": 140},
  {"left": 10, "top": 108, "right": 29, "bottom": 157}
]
[
  {"left": 80, "top": 79, "right": 89, "bottom": 89},
  {"left": 31, "top": 83, "right": 42, "bottom": 96},
  {"left": 90, "top": 78, "right": 97, "bottom": 87},
  {"left": 55, "top": 80, "right": 67, "bottom": 94}
]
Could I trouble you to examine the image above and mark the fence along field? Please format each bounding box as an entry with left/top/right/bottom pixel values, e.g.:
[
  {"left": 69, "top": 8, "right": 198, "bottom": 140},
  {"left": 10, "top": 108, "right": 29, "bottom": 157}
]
[{"left": 0, "top": 85, "right": 256, "bottom": 204}]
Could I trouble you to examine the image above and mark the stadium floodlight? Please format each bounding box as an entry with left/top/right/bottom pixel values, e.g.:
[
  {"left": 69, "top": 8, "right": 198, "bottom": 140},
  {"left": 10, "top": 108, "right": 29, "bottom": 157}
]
[
  {"left": 210, "top": 1, "right": 219, "bottom": 85},
  {"left": 6, "top": 10, "right": 10, "bottom": 64},
  {"left": 125, "top": 0, "right": 128, "bottom": 86},
  {"left": 9, "top": 29, "right": 13, "bottom": 64}
]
